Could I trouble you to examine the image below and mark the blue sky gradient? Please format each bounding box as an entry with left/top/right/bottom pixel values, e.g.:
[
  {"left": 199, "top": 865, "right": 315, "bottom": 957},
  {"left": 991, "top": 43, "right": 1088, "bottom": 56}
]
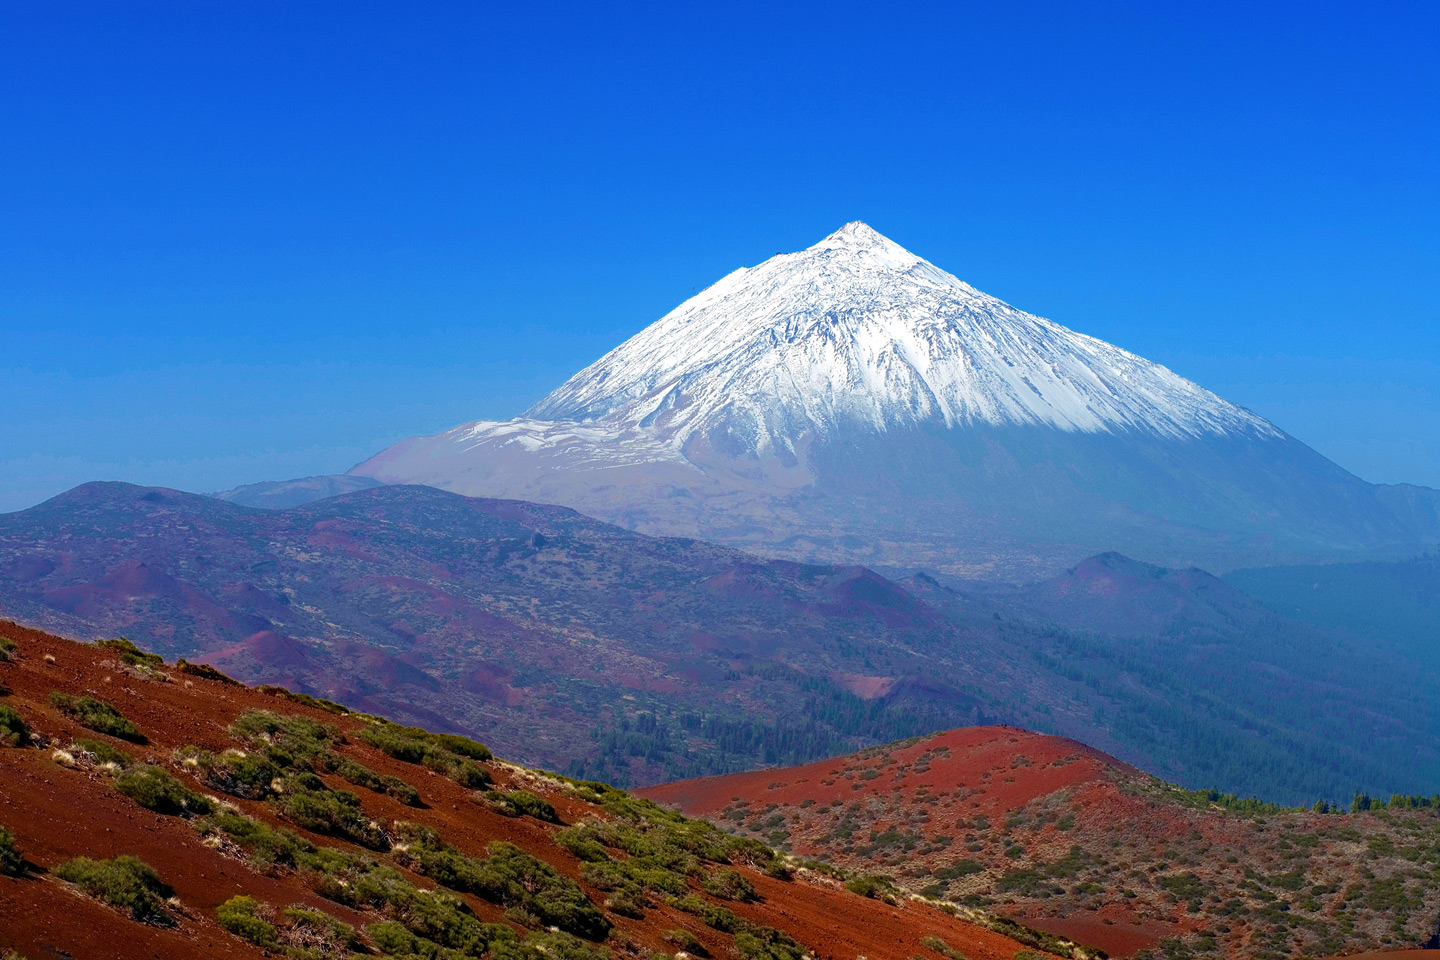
[{"left": 1, "top": 1, "right": 1436, "bottom": 511}]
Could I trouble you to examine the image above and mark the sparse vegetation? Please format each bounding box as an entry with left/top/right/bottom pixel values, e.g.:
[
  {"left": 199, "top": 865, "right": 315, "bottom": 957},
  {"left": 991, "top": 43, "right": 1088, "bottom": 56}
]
[
  {"left": 359, "top": 722, "right": 493, "bottom": 788},
  {"left": 54, "top": 855, "right": 173, "bottom": 925},
  {"left": 921, "top": 935, "right": 966, "bottom": 960},
  {"left": 48, "top": 692, "right": 145, "bottom": 742},
  {"left": 0, "top": 825, "right": 25, "bottom": 876},
  {"left": 175, "top": 658, "right": 237, "bottom": 684},
  {"left": 97, "top": 637, "right": 164, "bottom": 669},
  {"left": 481, "top": 788, "right": 560, "bottom": 822},
  {"left": 217, "top": 895, "right": 280, "bottom": 948},
  {"left": 663, "top": 929, "right": 706, "bottom": 954},
  {"left": 116, "top": 764, "right": 215, "bottom": 816},
  {"left": 0, "top": 704, "right": 30, "bottom": 746},
  {"left": 0, "top": 637, "right": 17, "bottom": 661},
  {"left": 75, "top": 737, "right": 131, "bottom": 767}
]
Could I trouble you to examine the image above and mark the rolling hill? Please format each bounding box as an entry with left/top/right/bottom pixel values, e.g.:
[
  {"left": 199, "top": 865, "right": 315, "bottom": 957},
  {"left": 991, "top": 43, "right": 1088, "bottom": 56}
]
[{"left": 642, "top": 727, "right": 1440, "bottom": 960}]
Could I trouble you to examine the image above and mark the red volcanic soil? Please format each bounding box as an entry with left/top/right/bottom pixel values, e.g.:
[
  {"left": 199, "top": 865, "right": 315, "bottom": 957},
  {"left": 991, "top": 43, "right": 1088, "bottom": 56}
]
[
  {"left": 0, "top": 621, "right": 1053, "bottom": 960},
  {"left": 642, "top": 725, "right": 1131, "bottom": 821},
  {"left": 640, "top": 728, "right": 1440, "bottom": 960}
]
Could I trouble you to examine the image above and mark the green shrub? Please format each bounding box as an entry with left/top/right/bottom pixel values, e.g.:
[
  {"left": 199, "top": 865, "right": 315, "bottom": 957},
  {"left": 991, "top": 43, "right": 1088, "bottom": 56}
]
[
  {"left": 662, "top": 929, "right": 705, "bottom": 954},
  {"left": 427, "top": 732, "right": 492, "bottom": 762},
  {"left": 0, "top": 637, "right": 17, "bottom": 661},
  {"left": 282, "top": 904, "right": 359, "bottom": 953},
  {"left": 194, "top": 808, "right": 317, "bottom": 871},
  {"left": 359, "top": 723, "right": 493, "bottom": 788},
  {"left": 734, "top": 928, "right": 806, "bottom": 960},
  {"left": 174, "top": 658, "right": 237, "bottom": 684},
  {"left": 701, "top": 867, "right": 756, "bottom": 902},
  {"left": 423, "top": 750, "right": 492, "bottom": 788},
  {"left": 48, "top": 693, "right": 145, "bottom": 742},
  {"left": 0, "top": 825, "right": 25, "bottom": 875},
  {"left": 116, "top": 765, "right": 214, "bottom": 816},
  {"left": 0, "top": 705, "right": 30, "bottom": 747},
  {"left": 482, "top": 789, "right": 560, "bottom": 823},
  {"left": 845, "top": 874, "right": 898, "bottom": 903},
  {"left": 257, "top": 685, "right": 352, "bottom": 714},
  {"left": 383, "top": 775, "right": 422, "bottom": 806},
  {"left": 762, "top": 856, "right": 792, "bottom": 880},
  {"left": 97, "top": 637, "right": 163, "bottom": 668},
  {"left": 392, "top": 826, "right": 608, "bottom": 942},
  {"left": 54, "top": 855, "right": 173, "bottom": 924},
  {"left": 75, "top": 738, "right": 131, "bottom": 768},
  {"left": 181, "top": 746, "right": 279, "bottom": 800},
  {"left": 275, "top": 774, "right": 388, "bottom": 849},
  {"left": 499, "top": 931, "right": 609, "bottom": 960},
  {"left": 216, "top": 895, "right": 279, "bottom": 947},
  {"left": 555, "top": 825, "right": 611, "bottom": 862},
  {"left": 922, "top": 936, "right": 966, "bottom": 960},
  {"left": 231, "top": 709, "right": 340, "bottom": 762}
]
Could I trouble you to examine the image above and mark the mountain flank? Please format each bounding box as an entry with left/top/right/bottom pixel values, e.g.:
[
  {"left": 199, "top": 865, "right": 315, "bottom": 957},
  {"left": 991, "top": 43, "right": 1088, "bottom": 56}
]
[{"left": 0, "top": 621, "right": 1069, "bottom": 960}]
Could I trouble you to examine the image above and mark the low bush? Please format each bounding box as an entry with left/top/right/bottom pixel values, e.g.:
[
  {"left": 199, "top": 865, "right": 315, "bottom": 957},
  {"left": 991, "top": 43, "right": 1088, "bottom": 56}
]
[
  {"left": 499, "top": 931, "right": 610, "bottom": 960},
  {"left": 701, "top": 867, "right": 756, "bottom": 902},
  {"left": 48, "top": 693, "right": 145, "bottom": 742},
  {"left": 662, "top": 929, "right": 706, "bottom": 954},
  {"left": 391, "top": 826, "right": 608, "bottom": 941},
  {"left": 734, "top": 927, "right": 807, "bottom": 960},
  {"left": 216, "top": 895, "right": 280, "bottom": 948},
  {"left": 174, "top": 658, "right": 237, "bottom": 684},
  {"left": 382, "top": 775, "right": 422, "bottom": 806},
  {"left": 75, "top": 738, "right": 131, "bottom": 768},
  {"left": 0, "top": 705, "right": 30, "bottom": 747},
  {"left": 359, "top": 723, "right": 493, "bottom": 788},
  {"left": 921, "top": 936, "right": 966, "bottom": 960},
  {"left": 194, "top": 808, "right": 319, "bottom": 871},
  {"left": 0, "top": 825, "right": 25, "bottom": 876},
  {"left": 0, "top": 637, "right": 17, "bottom": 661},
  {"left": 181, "top": 746, "right": 279, "bottom": 800},
  {"left": 54, "top": 855, "right": 173, "bottom": 925},
  {"left": 116, "top": 765, "right": 214, "bottom": 816},
  {"left": 257, "top": 685, "right": 352, "bottom": 715},
  {"left": 282, "top": 904, "right": 359, "bottom": 954},
  {"left": 274, "top": 773, "right": 388, "bottom": 849},
  {"left": 96, "top": 637, "right": 164, "bottom": 668},
  {"left": 231, "top": 709, "right": 341, "bottom": 762},
  {"left": 845, "top": 874, "right": 898, "bottom": 903},
  {"left": 481, "top": 789, "right": 560, "bottom": 823},
  {"left": 555, "top": 825, "right": 611, "bottom": 863}
]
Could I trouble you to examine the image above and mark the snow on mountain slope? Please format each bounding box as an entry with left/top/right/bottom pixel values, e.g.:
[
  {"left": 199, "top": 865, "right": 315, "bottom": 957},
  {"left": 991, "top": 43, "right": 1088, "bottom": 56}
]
[
  {"left": 351, "top": 223, "right": 1437, "bottom": 578},
  {"left": 525, "top": 222, "right": 1278, "bottom": 456}
]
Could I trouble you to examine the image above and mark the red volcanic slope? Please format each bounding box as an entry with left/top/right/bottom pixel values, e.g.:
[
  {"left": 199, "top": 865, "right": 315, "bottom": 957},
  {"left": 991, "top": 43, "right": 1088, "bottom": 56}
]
[
  {"left": 0, "top": 621, "right": 1055, "bottom": 960},
  {"left": 643, "top": 725, "right": 1133, "bottom": 820},
  {"left": 639, "top": 726, "right": 1440, "bottom": 960}
]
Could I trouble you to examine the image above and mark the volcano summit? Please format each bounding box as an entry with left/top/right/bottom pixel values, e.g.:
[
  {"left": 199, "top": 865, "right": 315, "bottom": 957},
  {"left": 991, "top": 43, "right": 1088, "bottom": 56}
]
[{"left": 353, "top": 223, "right": 1438, "bottom": 578}]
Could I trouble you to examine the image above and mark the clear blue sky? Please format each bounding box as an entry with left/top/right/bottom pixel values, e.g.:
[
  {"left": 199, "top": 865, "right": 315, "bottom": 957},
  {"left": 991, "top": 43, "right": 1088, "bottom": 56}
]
[{"left": 1, "top": 1, "right": 1436, "bottom": 512}]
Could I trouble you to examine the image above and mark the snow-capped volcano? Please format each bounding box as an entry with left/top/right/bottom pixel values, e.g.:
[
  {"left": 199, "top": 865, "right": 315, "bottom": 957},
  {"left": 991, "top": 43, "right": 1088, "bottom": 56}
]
[
  {"left": 352, "top": 223, "right": 1436, "bottom": 579},
  {"left": 526, "top": 222, "right": 1275, "bottom": 456}
]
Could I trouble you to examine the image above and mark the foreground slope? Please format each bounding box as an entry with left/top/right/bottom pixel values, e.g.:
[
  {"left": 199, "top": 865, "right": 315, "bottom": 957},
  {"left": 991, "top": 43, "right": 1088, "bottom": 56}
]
[
  {"left": 0, "top": 622, "right": 1064, "bottom": 960},
  {"left": 352, "top": 223, "right": 1438, "bottom": 579},
  {"left": 642, "top": 728, "right": 1440, "bottom": 960}
]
